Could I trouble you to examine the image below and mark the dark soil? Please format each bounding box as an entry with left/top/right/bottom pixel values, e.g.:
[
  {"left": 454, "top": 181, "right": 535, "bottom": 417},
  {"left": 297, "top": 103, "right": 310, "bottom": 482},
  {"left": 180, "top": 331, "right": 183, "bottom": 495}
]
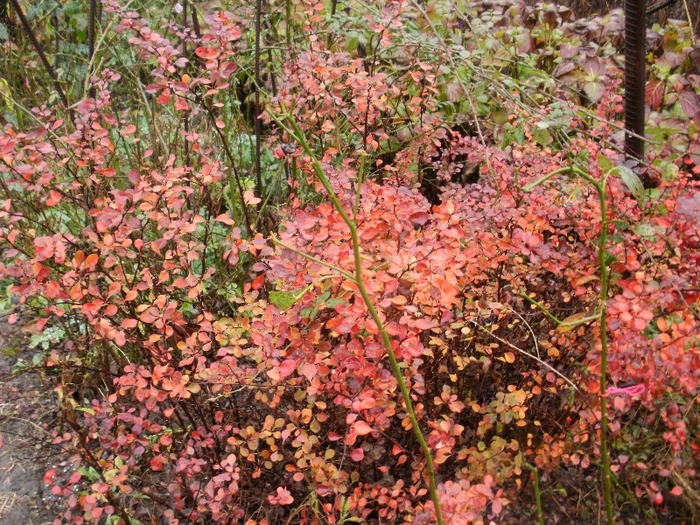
[{"left": 0, "top": 322, "right": 59, "bottom": 524}]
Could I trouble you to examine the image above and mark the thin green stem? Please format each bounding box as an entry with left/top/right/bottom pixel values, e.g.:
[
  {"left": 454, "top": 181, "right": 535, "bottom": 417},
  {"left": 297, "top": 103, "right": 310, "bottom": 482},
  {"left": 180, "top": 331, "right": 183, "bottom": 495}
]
[
  {"left": 524, "top": 165, "right": 615, "bottom": 524},
  {"left": 601, "top": 462, "right": 660, "bottom": 525},
  {"left": 520, "top": 166, "right": 572, "bottom": 193},
  {"left": 272, "top": 104, "right": 445, "bottom": 525},
  {"left": 353, "top": 154, "right": 366, "bottom": 220},
  {"left": 524, "top": 463, "right": 544, "bottom": 525},
  {"left": 594, "top": 173, "right": 615, "bottom": 525},
  {"left": 519, "top": 292, "right": 598, "bottom": 327},
  {"left": 272, "top": 238, "right": 356, "bottom": 282}
]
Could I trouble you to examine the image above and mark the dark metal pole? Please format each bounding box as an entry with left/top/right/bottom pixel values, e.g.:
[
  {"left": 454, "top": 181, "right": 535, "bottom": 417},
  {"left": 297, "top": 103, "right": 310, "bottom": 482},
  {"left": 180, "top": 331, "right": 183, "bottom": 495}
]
[{"left": 624, "top": 0, "right": 647, "bottom": 162}]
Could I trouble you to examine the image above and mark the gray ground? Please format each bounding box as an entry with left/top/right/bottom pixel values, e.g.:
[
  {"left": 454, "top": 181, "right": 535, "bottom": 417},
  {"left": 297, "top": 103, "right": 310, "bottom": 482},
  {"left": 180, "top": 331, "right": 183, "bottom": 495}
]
[{"left": 0, "top": 322, "right": 58, "bottom": 524}]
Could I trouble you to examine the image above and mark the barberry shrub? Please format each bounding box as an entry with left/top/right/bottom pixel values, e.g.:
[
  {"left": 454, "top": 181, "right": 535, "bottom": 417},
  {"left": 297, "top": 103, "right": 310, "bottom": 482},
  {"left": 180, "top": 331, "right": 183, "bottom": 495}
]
[{"left": 0, "top": 0, "right": 698, "bottom": 524}]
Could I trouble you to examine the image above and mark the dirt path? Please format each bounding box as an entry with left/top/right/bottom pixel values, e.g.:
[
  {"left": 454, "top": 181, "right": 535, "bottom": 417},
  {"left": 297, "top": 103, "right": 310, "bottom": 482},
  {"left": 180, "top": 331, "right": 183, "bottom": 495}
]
[{"left": 0, "top": 323, "right": 58, "bottom": 524}]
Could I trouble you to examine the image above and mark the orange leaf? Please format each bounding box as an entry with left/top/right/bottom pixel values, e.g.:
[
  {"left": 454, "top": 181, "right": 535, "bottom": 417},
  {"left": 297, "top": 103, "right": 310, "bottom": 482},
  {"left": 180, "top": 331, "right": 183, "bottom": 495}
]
[
  {"left": 85, "top": 253, "right": 99, "bottom": 270},
  {"left": 106, "top": 282, "right": 121, "bottom": 298}
]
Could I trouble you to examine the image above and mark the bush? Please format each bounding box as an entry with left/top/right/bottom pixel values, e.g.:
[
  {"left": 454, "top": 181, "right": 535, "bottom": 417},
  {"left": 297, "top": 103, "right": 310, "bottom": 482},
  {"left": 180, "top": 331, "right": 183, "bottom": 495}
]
[{"left": 0, "top": 0, "right": 698, "bottom": 523}]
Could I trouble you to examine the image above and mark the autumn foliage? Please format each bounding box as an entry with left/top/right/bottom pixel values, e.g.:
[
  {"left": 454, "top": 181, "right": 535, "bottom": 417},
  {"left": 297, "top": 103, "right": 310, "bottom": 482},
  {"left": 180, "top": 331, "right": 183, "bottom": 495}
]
[{"left": 0, "top": 0, "right": 699, "bottom": 523}]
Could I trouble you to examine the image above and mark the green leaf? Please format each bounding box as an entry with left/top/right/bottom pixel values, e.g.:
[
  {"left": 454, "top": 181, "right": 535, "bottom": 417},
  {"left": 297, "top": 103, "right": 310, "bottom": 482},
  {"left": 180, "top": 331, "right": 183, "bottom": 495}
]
[
  {"left": 597, "top": 154, "right": 614, "bottom": 172},
  {"left": 583, "top": 81, "right": 604, "bottom": 104},
  {"left": 533, "top": 128, "right": 550, "bottom": 146},
  {"left": 633, "top": 223, "right": 656, "bottom": 238},
  {"left": 62, "top": 1, "right": 83, "bottom": 17},
  {"left": 269, "top": 290, "right": 298, "bottom": 310},
  {"left": 325, "top": 297, "right": 345, "bottom": 309},
  {"left": 615, "top": 165, "right": 646, "bottom": 207},
  {"left": 0, "top": 23, "right": 9, "bottom": 41},
  {"left": 513, "top": 128, "right": 525, "bottom": 145}
]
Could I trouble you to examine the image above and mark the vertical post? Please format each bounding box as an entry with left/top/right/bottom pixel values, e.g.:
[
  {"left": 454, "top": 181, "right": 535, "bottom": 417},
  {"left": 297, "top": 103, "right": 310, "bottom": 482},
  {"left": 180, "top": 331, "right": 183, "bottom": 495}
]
[
  {"left": 88, "top": 0, "right": 97, "bottom": 99},
  {"left": 624, "top": 0, "right": 647, "bottom": 162}
]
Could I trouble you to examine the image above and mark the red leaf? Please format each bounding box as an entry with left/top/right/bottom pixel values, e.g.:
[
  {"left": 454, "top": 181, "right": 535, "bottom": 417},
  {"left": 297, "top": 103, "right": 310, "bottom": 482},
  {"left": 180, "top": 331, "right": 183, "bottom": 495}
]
[
  {"left": 352, "top": 421, "right": 372, "bottom": 436},
  {"left": 268, "top": 486, "right": 294, "bottom": 505},
  {"left": 104, "top": 305, "right": 118, "bottom": 317},
  {"left": 279, "top": 359, "right": 296, "bottom": 378},
  {"left": 121, "top": 318, "right": 138, "bottom": 329},
  {"left": 195, "top": 47, "right": 220, "bottom": 60},
  {"left": 46, "top": 190, "right": 62, "bottom": 207},
  {"left": 266, "top": 367, "right": 281, "bottom": 381},
  {"left": 120, "top": 125, "right": 137, "bottom": 137},
  {"left": 669, "top": 486, "right": 684, "bottom": 497},
  {"left": 251, "top": 274, "right": 266, "bottom": 290},
  {"left": 349, "top": 448, "right": 365, "bottom": 461},
  {"left": 113, "top": 330, "right": 126, "bottom": 347},
  {"left": 156, "top": 92, "right": 171, "bottom": 104},
  {"left": 215, "top": 214, "right": 235, "bottom": 225},
  {"left": 413, "top": 318, "right": 436, "bottom": 330},
  {"left": 139, "top": 309, "right": 158, "bottom": 324},
  {"left": 106, "top": 282, "right": 121, "bottom": 299},
  {"left": 149, "top": 455, "right": 166, "bottom": 472},
  {"left": 299, "top": 363, "right": 317, "bottom": 381},
  {"left": 32, "top": 263, "right": 50, "bottom": 281},
  {"left": 175, "top": 97, "right": 189, "bottom": 112},
  {"left": 646, "top": 80, "right": 665, "bottom": 110},
  {"left": 68, "top": 471, "right": 82, "bottom": 484},
  {"left": 43, "top": 468, "right": 57, "bottom": 484}
]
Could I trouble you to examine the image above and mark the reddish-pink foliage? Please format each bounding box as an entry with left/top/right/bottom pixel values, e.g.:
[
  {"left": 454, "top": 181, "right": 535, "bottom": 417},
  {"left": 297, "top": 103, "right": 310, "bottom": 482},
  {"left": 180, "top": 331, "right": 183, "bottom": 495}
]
[{"left": 0, "top": 1, "right": 698, "bottom": 523}]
